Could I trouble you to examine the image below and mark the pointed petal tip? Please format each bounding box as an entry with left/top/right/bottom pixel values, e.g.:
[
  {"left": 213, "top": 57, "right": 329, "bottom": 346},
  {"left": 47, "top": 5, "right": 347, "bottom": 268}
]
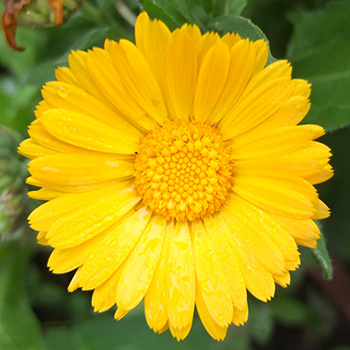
[
  {"left": 114, "top": 307, "right": 129, "bottom": 321},
  {"left": 67, "top": 282, "right": 79, "bottom": 293}
]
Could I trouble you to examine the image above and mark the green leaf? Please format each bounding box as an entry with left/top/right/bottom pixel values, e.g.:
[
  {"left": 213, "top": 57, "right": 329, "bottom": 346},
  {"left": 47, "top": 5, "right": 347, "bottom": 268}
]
[
  {"left": 312, "top": 231, "right": 333, "bottom": 279},
  {"left": 217, "top": 327, "right": 250, "bottom": 350},
  {"left": 318, "top": 128, "right": 350, "bottom": 264},
  {"left": 270, "top": 297, "right": 309, "bottom": 326},
  {"left": 140, "top": 0, "right": 189, "bottom": 30},
  {"left": 172, "top": 0, "right": 194, "bottom": 22},
  {"left": 287, "top": 0, "right": 350, "bottom": 131},
  {"left": 44, "top": 312, "right": 215, "bottom": 350},
  {"left": 207, "top": 15, "right": 276, "bottom": 64},
  {"left": 200, "top": 0, "right": 247, "bottom": 17},
  {"left": 0, "top": 241, "right": 43, "bottom": 350},
  {"left": 43, "top": 328, "right": 82, "bottom": 350},
  {"left": 0, "top": 79, "right": 40, "bottom": 132},
  {"left": 212, "top": 0, "right": 231, "bottom": 16},
  {"left": 248, "top": 301, "right": 274, "bottom": 345},
  {"left": 227, "top": 0, "right": 247, "bottom": 16},
  {"left": 0, "top": 29, "right": 41, "bottom": 79}
]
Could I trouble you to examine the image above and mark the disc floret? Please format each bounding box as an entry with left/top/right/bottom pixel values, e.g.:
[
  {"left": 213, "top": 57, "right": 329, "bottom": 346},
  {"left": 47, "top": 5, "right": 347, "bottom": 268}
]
[{"left": 134, "top": 121, "right": 233, "bottom": 221}]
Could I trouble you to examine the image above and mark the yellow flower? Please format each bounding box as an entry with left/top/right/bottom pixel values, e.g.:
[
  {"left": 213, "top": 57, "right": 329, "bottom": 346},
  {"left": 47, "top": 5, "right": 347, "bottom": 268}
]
[{"left": 19, "top": 12, "right": 333, "bottom": 341}]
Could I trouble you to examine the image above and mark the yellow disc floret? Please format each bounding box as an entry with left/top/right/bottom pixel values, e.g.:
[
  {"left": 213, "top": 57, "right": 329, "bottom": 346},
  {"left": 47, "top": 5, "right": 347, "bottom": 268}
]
[{"left": 134, "top": 121, "right": 233, "bottom": 221}]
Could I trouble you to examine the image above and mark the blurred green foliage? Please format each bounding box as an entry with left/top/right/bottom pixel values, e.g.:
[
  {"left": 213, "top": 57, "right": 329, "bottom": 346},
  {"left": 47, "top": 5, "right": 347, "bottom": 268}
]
[
  {"left": 287, "top": 0, "right": 350, "bottom": 131},
  {"left": 1, "top": 0, "right": 350, "bottom": 349},
  {"left": 0, "top": 241, "right": 42, "bottom": 350}
]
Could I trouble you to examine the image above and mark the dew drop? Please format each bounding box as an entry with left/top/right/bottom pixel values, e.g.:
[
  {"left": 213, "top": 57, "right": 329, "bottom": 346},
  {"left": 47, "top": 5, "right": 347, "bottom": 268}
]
[
  {"left": 57, "top": 86, "right": 69, "bottom": 98},
  {"left": 217, "top": 314, "right": 225, "bottom": 323}
]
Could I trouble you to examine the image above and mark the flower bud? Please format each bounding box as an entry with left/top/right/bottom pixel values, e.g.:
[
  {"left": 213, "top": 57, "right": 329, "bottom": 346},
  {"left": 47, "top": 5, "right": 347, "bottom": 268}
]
[
  {"left": 1, "top": 0, "right": 84, "bottom": 50},
  {"left": 0, "top": 127, "right": 29, "bottom": 240}
]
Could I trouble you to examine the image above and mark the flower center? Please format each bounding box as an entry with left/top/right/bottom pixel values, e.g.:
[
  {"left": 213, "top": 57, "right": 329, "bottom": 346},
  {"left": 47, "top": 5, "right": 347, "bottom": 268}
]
[{"left": 134, "top": 121, "right": 233, "bottom": 221}]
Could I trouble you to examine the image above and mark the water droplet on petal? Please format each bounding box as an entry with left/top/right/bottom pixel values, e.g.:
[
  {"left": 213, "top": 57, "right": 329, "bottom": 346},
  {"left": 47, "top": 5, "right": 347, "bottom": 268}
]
[{"left": 57, "top": 86, "right": 69, "bottom": 98}]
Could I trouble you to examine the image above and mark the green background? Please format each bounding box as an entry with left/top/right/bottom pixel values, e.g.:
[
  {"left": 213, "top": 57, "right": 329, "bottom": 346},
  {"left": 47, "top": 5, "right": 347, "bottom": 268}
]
[{"left": 1, "top": 0, "right": 350, "bottom": 349}]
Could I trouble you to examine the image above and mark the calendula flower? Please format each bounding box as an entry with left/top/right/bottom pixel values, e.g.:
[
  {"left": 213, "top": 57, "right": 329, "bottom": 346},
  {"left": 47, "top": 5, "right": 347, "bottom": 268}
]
[{"left": 19, "top": 12, "right": 333, "bottom": 340}]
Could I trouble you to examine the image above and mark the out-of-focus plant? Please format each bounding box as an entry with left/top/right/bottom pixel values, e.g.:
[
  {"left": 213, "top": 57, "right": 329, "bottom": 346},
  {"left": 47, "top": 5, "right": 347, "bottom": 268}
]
[
  {"left": 1, "top": 0, "right": 84, "bottom": 50},
  {"left": 0, "top": 126, "right": 30, "bottom": 240},
  {"left": 0, "top": 0, "right": 350, "bottom": 349}
]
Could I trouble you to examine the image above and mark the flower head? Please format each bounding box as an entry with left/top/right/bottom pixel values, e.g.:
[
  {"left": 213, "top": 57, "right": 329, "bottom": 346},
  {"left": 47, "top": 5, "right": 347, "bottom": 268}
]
[{"left": 19, "top": 12, "right": 333, "bottom": 340}]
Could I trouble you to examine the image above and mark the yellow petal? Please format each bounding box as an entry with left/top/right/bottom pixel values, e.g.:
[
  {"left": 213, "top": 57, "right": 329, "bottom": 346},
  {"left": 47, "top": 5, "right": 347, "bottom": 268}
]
[
  {"left": 134, "top": 13, "right": 174, "bottom": 117},
  {"left": 244, "top": 59, "right": 292, "bottom": 94},
  {"left": 42, "top": 81, "right": 142, "bottom": 142},
  {"left": 28, "top": 116, "right": 135, "bottom": 163},
  {"left": 68, "top": 50, "right": 109, "bottom": 103},
  {"left": 165, "top": 29, "right": 197, "bottom": 120},
  {"left": 34, "top": 100, "right": 51, "bottom": 118},
  {"left": 169, "top": 320, "right": 193, "bottom": 341},
  {"left": 231, "top": 125, "right": 325, "bottom": 160},
  {"left": 18, "top": 139, "right": 57, "bottom": 159},
  {"left": 41, "top": 109, "right": 138, "bottom": 154},
  {"left": 28, "top": 182, "right": 131, "bottom": 231},
  {"left": 116, "top": 214, "right": 166, "bottom": 311},
  {"left": 274, "top": 270, "right": 291, "bottom": 288},
  {"left": 92, "top": 258, "right": 127, "bottom": 312},
  {"left": 251, "top": 39, "right": 269, "bottom": 75},
  {"left": 179, "top": 22, "right": 201, "bottom": 42},
  {"left": 249, "top": 94, "right": 310, "bottom": 133},
  {"left": 26, "top": 176, "right": 42, "bottom": 188},
  {"left": 55, "top": 66, "right": 80, "bottom": 86},
  {"left": 157, "top": 322, "right": 169, "bottom": 334},
  {"left": 234, "top": 141, "right": 332, "bottom": 179},
  {"left": 45, "top": 187, "right": 139, "bottom": 248},
  {"left": 221, "top": 194, "right": 286, "bottom": 275},
  {"left": 135, "top": 13, "right": 170, "bottom": 62},
  {"left": 217, "top": 213, "right": 276, "bottom": 301},
  {"left": 114, "top": 307, "right": 129, "bottom": 321},
  {"left": 233, "top": 174, "right": 317, "bottom": 219},
  {"left": 48, "top": 224, "right": 113, "bottom": 274},
  {"left": 257, "top": 79, "right": 310, "bottom": 131},
  {"left": 144, "top": 221, "right": 173, "bottom": 333},
  {"left": 206, "top": 39, "right": 256, "bottom": 124},
  {"left": 27, "top": 174, "right": 128, "bottom": 194},
  {"left": 192, "top": 220, "right": 233, "bottom": 327},
  {"left": 67, "top": 266, "right": 82, "bottom": 292},
  {"left": 312, "top": 199, "right": 330, "bottom": 220},
  {"left": 37, "top": 231, "right": 49, "bottom": 245},
  {"left": 293, "top": 78, "right": 311, "bottom": 97},
  {"left": 196, "top": 32, "right": 221, "bottom": 67},
  {"left": 27, "top": 188, "right": 65, "bottom": 200},
  {"left": 269, "top": 213, "right": 321, "bottom": 248},
  {"left": 110, "top": 39, "right": 169, "bottom": 124},
  {"left": 195, "top": 282, "right": 228, "bottom": 341},
  {"left": 29, "top": 153, "right": 133, "bottom": 186},
  {"left": 221, "top": 32, "right": 242, "bottom": 48},
  {"left": 193, "top": 43, "right": 230, "bottom": 123},
  {"left": 263, "top": 222, "right": 300, "bottom": 271},
  {"left": 166, "top": 221, "right": 195, "bottom": 331},
  {"left": 86, "top": 47, "right": 158, "bottom": 131},
  {"left": 74, "top": 206, "right": 152, "bottom": 290},
  {"left": 28, "top": 119, "right": 84, "bottom": 154},
  {"left": 304, "top": 163, "right": 334, "bottom": 185},
  {"left": 220, "top": 77, "right": 295, "bottom": 139},
  {"left": 203, "top": 216, "right": 247, "bottom": 310},
  {"left": 232, "top": 304, "right": 248, "bottom": 326}
]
